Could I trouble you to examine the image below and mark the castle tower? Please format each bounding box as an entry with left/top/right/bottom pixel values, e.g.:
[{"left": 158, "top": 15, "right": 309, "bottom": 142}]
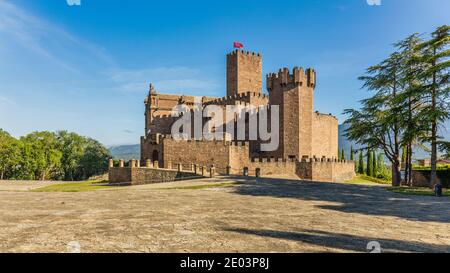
[
  {"left": 266, "top": 67, "right": 316, "bottom": 159},
  {"left": 226, "top": 50, "right": 262, "bottom": 97},
  {"left": 144, "top": 83, "right": 158, "bottom": 135}
]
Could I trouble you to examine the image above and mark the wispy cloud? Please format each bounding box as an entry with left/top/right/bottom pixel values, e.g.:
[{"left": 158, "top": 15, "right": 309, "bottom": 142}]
[
  {"left": 0, "top": 96, "right": 16, "bottom": 106},
  {"left": 105, "top": 67, "right": 220, "bottom": 94},
  {"left": 0, "top": 1, "right": 114, "bottom": 73}
]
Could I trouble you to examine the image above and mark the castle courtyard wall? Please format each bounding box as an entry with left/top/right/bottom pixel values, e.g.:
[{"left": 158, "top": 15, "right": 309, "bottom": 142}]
[
  {"left": 312, "top": 113, "right": 339, "bottom": 159},
  {"left": 296, "top": 159, "right": 355, "bottom": 182},
  {"left": 162, "top": 138, "right": 232, "bottom": 173},
  {"left": 109, "top": 166, "right": 203, "bottom": 185}
]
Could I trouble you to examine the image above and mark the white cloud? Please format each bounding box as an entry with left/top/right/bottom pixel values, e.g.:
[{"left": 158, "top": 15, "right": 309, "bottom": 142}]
[
  {"left": 0, "top": 96, "right": 15, "bottom": 106},
  {"left": 105, "top": 67, "right": 220, "bottom": 94},
  {"left": 0, "top": 1, "right": 114, "bottom": 73}
]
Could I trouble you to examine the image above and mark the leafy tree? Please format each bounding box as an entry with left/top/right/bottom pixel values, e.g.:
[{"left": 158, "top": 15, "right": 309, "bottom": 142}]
[
  {"left": 57, "top": 131, "right": 111, "bottom": 181},
  {"left": 78, "top": 139, "right": 110, "bottom": 180},
  {"left": 440, "top": 142, "right": 450, "bottom": 159},
  {"left": 345, "top": 53, "right": 405, "bottom": 186},
  {"left": 415, "top": 25, "right": 450, "bottom": 186},
  {"left": 20, "top": 131, "right": 62, "bottom": 180},
  {"left": 394, "top": 34, "right": 427, "bottom": 186},
  {"left": 358, "top": 151, "right": 364, "bottom": 174},
  {"left": 57, "top": 131, "right": 88, "bottom": 181},
  {"left": 0, "top": 129, "right": 110, "bottom": 181},
  {"left": 0, "top": 129, "right": 21, "bottom": 180}
]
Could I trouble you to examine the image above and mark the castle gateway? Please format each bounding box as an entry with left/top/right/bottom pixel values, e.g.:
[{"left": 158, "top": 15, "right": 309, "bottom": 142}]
[{"left": 139, "top": 50, "right": 355, "bottom": 182}]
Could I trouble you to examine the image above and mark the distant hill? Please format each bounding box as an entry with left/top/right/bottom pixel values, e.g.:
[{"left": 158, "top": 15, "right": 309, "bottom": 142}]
[{"left": 109, "top": 144, "right": 140, "bottom": 161}]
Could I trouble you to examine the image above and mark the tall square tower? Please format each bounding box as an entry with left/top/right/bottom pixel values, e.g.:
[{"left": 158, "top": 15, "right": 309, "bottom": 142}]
[{"left": 226, "top": 50, "right": 262, "bottom": 96}]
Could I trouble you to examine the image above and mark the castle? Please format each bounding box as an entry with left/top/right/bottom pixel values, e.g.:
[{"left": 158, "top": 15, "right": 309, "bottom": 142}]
[{"left": 136, "top": 50, "right": 355, "bottom": 182}]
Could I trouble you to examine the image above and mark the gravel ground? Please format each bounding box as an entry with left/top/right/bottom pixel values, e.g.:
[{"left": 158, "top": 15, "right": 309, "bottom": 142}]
[{"left": 0, "top": 176, "right": 449, "bottom": 253}]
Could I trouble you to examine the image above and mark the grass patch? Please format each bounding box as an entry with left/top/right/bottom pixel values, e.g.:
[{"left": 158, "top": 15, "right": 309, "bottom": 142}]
[
  {"left": 161, "top": 182, "right": 243, "bottom": 190},
  {"left": 387, "top": 186, "right": 450, "bottom": 197},
  {"left": 31, "top": 180, "right": 115, "bottom": 192},
  {"left": 345, "top": 174, "right": 391, "bottom": 185}
]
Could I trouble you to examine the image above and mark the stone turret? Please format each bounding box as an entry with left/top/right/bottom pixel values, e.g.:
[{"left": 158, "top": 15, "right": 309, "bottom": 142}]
[
  {"left": 266, "top": 67, "right": 316, "bottom": 159},
  {"left": 226, "top": 50, "right": 263, "bottom": 97}
]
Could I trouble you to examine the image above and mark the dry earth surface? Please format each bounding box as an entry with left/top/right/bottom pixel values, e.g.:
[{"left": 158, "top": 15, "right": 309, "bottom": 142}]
[{"left": 1, "top": 176, "right": 450, "bottom": 253}]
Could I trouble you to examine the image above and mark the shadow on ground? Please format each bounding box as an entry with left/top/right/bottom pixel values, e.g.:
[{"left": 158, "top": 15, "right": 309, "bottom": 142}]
[
  {"left": 224, "top": 227, "right": 450, "bottom": 253},
  {"left": 225, "top": 176, "right": 450, "bottom": 223}
]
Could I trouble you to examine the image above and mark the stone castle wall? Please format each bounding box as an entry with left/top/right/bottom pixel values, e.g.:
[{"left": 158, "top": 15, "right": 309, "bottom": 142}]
[
  {"left": 296, "top": 159, "right": 355, "bottom": 182},
  {"left": 312, "top": 113, "right": 339, "bottom": 159},
  {"left": 109, "top": 165, "right": 205, "bottom": 185},
  {"left": 138, "top": 137, "right": 355, "bottom": 182},
  {"left": 162, "top": 137, "right": 233, "bottom": 173}
]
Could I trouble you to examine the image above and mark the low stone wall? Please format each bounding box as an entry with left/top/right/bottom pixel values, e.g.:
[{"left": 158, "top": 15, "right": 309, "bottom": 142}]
[
  {"left": 296, "top": 159, "right": 355, "bottom": 182},
  {"left": 109, "top": 167, "right": 204, "bottom": 185},
  {"left": 246, "top": 159, "right": 296, "bottom": 176},
  {"left": 410, "top": 170, "right": 450, "bottom": 188},
  {"left": 228, "top": 157, "right": 355, "bottom": 182}
]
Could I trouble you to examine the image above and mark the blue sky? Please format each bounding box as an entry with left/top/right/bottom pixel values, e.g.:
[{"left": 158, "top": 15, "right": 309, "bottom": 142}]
[{"left": 0, "top": 0, "right": 448, "bottom": 146}]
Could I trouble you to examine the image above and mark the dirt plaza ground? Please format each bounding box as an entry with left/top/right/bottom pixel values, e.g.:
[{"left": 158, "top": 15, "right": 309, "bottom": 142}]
[{"left": 1, "top": 176, "right": 450, "bottom": 253}]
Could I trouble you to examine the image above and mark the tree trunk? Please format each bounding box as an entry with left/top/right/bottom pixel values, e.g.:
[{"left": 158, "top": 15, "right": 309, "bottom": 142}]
[
  {"left": 404, "top": 146, "right": 409, "bottom": 186},
  {"left": 430, "top": 51, "right": 439, "bottom": 187},
  {"left": 392, "top": 157, "right": 402, "bottom": 187},
  {"left": 0, "top": 171, "right": 4, "bottom": 180},
  {"left": 408, "top": 143, "right": 413, "bottom": 186},
  {"left": 431, "top": 123, "right": 438, "bottom": 187},
  {"left": 407, "top": 94, "right": 413, "bottom": 186}
]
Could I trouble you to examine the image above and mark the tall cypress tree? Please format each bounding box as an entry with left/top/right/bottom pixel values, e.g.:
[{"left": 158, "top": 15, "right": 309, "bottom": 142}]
[
  {"left": 350, "top": 146, "right": 354, "bottom": 161},
  {"left": 341, "top": 149, "right": 345, "bottom": 160},
  {"left": 358, "top": 152, "right": 364, "bottom": 174},
  {"left": 373, "top": 150, "right": 377, "bottom": 177},
  {"left": 366, "top": 150, "right": 374, "bottom": 176}
]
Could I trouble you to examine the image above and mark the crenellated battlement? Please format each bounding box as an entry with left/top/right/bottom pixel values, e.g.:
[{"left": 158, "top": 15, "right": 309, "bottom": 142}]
[
  {"left": 266, "top": 67, "right": 316, "bottom": 91},
  {"left": 227, "top": 50, "right": 262, "bottom": 58}
]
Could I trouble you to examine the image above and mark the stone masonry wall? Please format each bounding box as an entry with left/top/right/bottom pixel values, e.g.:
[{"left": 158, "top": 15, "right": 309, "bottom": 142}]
[
  {"left": 296, "top": 159, "right": 355, "bottom": 182},
  {"left": 162, "top": 138, "right": 233, "bottom": 173},
  {"left": 312, "top": 113, "right": 338, "bottom": 159},
  {"left": 109, "top": 167, "right": 203, "bottom": 185},
  {"left": 227, "top": 50, "right": 262, "bottom": 97}
]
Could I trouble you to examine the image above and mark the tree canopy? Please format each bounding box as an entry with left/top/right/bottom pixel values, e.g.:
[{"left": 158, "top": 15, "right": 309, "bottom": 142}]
[
  {"left": 0, "top": 129, "right": 111, "bottom": 181},
  {"left": 344, "top": 25, "right": 449, "bottom": 187}
]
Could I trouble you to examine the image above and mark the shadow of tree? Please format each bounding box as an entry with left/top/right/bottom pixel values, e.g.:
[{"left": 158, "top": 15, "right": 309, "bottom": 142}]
[
  {"left": 227, "top": 176, "right": 450, "bottom": 223},
  {"left": 224, "top": 227, "right": 450, "bottom": 253}
]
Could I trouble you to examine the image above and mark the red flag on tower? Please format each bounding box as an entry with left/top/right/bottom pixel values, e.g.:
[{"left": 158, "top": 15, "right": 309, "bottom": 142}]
[{"left": 233, "top": 42, "right": 244, "bottom": 49}]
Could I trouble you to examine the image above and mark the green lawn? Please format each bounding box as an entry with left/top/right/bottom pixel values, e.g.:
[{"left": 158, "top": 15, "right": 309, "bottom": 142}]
[
  {"left": 31, "top": 180, "right": 115, "bottom": 192},
  {"left": 387, "top": 187, "right": 450, "bottom": 197},
  {"left": 345, "top": 175, "right": 391, "bottom": 185}
]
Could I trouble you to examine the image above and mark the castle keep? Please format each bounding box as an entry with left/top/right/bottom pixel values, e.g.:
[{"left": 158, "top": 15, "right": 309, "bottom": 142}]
[{"left": 126, "top": 50, "right": 354, "bottom": 183}]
